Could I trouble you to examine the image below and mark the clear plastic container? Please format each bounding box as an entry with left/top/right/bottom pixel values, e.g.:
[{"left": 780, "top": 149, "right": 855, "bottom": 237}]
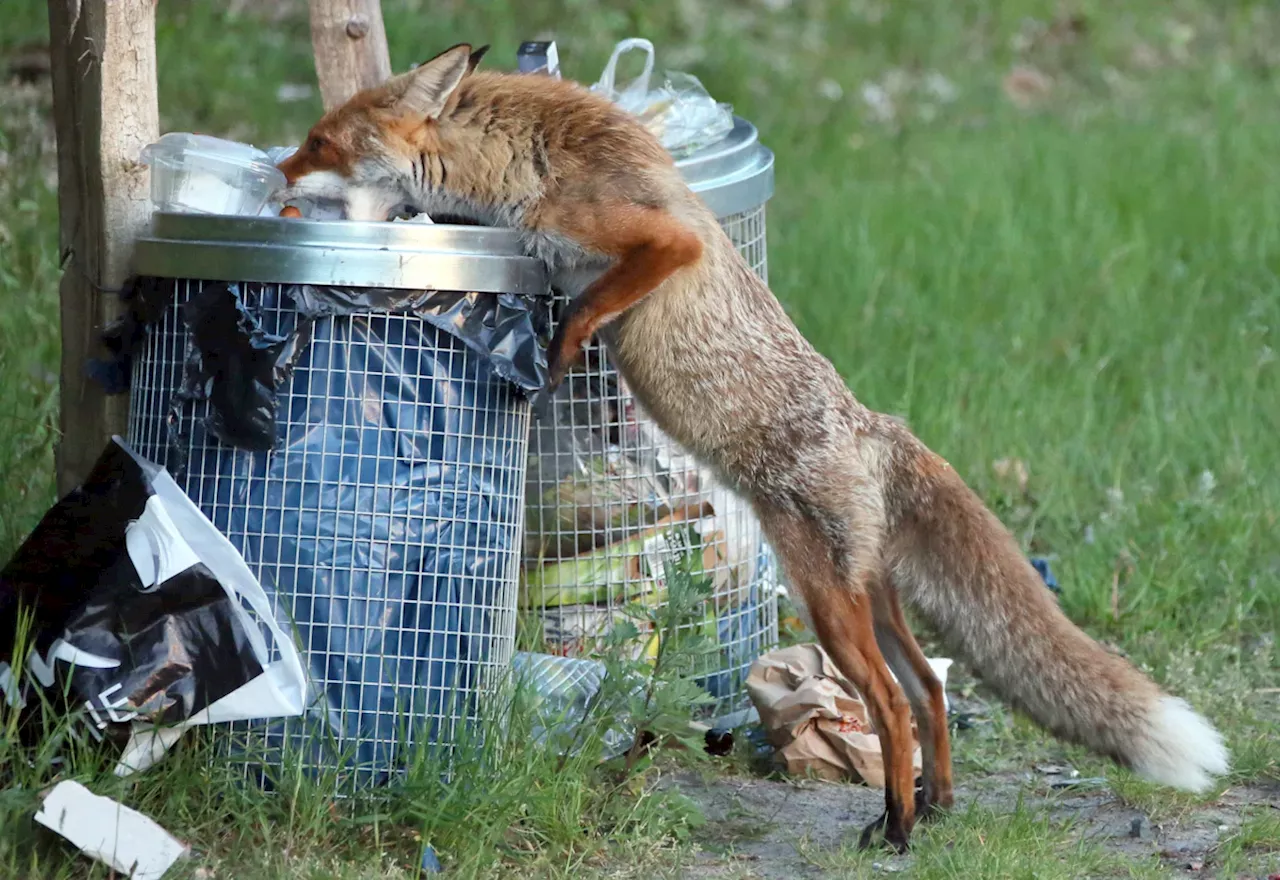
[{"left": 140, "top": 133, "right": 287, "bottom": 216}]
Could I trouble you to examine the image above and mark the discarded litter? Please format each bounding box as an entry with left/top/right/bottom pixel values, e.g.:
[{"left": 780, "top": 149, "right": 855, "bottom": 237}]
[
  {"left": 1033, "top": 763, "right": 1108, "bottom": 790},
  {"left": 746, "top": 643, "right": 936, "bottom": 786},
  {"left": 743, "top": 722, "right": 775, "bottom": 765},
  {"left": 519, "top": 366, "right": 775, "bottom": 706},
  {"left": 0, "top": 436, "right": 306, "bottom": 776},
  {"left": 590, "top": 38, "right": 735, "bottom": 157},
  {"left": 34, "top": 780, "right": 189, "bottom": 880},
  {"left": 1030, "top": 556, "right": 1061, "bottom": 594},
  {"left": 517, "top": 40, "right": 561, "bottom": 78},
  {"left": 420, "top": 844, "right": 443, "bottom": 873},
  {"left": 692, "top": 720, "right": 734, "bottom": 756},
  {"left": 511, "top": 651, "right": 737, "bottom": 761},
  {"left": 1035, "top": 763, "right": 1075, "bottom": 776},
  {"left": 140, "top": 133, "right": 285, "bottom": 217},
  {"left": 512, "top": 651, "right": 637, "bottom": 761},
  {"left": 1049, "top": 776, "right": 1108, "bottom": 790},
  {"left": 265, "top": 145, "right": 299, "bottom": 165}
]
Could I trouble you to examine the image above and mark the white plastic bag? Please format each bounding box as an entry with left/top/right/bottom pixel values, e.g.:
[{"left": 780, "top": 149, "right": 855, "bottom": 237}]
[
  {"left": 0, "top": 436, "right": 308, "bottom": 778},
  {"left": 590, "top": 38, "right": 735, "bottom": 157},
  {"left": 114, "top": 452, "right": 309, "bottom": 775}
]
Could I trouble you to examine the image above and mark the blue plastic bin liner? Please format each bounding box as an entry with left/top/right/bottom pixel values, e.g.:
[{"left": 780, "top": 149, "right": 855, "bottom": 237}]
[
  {"left": 124, "top": 279, "right": 545, "bottom": 784},
  {"left": 164, "top": 281, "right": 549, "bottom": 460}
]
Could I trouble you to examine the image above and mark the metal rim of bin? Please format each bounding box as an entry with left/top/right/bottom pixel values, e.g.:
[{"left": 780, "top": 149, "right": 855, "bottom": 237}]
[
  {"left": 133, "top": 212, "right": 549, "bottom": 295},
  {"left": 521, "top": 117, "right": 780, "bottom": 732},
  {"left": 128, "top": 215, "right": 548, "bottom": 790},
  {"left": 678, "top": 116, "right": 774, "bottom": 219}
]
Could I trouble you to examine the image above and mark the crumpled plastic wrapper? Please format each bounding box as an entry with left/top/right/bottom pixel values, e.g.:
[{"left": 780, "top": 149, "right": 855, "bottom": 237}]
[
  {"left": 510, "top": 651, "right": 638, "bottom": 761},
  {"left": 746, "top": 643, "right": 924, "bottom": 787},
  {"left": 589, "top": 38, "right": 735, "bottom": 158}
]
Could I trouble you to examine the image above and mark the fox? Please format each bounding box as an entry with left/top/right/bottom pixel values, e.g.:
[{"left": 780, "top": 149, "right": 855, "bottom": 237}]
[{"left": 277, "top": 43, "right": 1229, "bottom": 850}]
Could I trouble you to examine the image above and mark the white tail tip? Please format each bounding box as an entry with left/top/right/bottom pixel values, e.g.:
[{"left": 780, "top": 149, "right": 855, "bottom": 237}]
[{"left": 1132, "top": 697, "right": 1230, "bottom": 792}]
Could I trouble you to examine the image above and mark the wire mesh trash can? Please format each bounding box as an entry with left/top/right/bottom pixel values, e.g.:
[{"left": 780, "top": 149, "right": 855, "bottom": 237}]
[
  {"left": 125, "top": 213, "right": 549, "bottom": 789},
  {"left": 521, "top": 117, "right": 779, "bottom": 729}
]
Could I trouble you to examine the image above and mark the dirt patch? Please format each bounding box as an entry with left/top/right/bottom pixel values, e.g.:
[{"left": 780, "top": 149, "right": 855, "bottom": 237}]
[{"left": 664, "top": 770, "right": 1280, "bottom": 879}]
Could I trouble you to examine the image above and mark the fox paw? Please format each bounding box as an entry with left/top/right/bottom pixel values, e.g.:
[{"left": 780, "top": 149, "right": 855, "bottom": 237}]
[
  {"left": 546, "top": 331, "right": 588, "bottom": 393},
  {"left": 858, "top": 783, "right": 950, "bottom": 852},
  {"left": 916, "top": 795, "right": 950, "bottom": 825},
  {"left": 913, "top": 779, "right": 953, "bottom": 825},
  {"left": 858, "top": 814, "right": 910, "bottom": 853}
]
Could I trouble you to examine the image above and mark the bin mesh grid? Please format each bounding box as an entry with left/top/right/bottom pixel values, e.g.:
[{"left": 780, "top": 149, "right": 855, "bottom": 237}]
[
  {"left": 720, "top": 204, "right": 768, "bottom": 284},
  {"left": 521, "top": 203, "right": 778, "bottom": 727},
  {"left": 127, "top": 278, "right": 529, "bottom": 788}
]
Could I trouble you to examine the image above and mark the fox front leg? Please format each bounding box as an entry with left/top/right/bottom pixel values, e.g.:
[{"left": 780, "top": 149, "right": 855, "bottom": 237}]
[
  {"left": 546, "top": 297, "right": 595, "bottom": 391},
  {"left": 541, "top": 203, "right": 703, "bottom": 392}
]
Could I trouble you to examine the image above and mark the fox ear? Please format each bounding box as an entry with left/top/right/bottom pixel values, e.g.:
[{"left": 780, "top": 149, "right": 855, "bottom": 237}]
[
  {"left": 394, "top": 43, "right": 472, "bottom": 119},
  {"left": 467, "top": 45, "right": 490, "bottom": 73}
]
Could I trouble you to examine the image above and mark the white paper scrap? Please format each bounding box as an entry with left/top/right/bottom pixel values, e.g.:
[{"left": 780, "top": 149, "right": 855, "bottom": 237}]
[{"left": 34, "top": 780, "right": 189, "bottom": 880}]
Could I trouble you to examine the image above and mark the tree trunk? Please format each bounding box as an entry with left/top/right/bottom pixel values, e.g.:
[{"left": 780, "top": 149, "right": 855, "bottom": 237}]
[
  {"left": 47, "top": 0, "right": 159, "bottom": 496},
  {"left": 308, "top": 0, "right": 392, "bottom": 111}
]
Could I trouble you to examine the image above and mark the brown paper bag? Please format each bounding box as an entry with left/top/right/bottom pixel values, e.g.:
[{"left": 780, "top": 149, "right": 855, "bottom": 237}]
[{"left": 746, "top": 643, "right": 923, "bottom": 787}]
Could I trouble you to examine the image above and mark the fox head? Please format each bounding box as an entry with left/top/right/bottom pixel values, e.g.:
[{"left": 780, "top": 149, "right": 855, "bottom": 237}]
[{"left": 277, "top": 43, "right": 492, "bottom": 223}]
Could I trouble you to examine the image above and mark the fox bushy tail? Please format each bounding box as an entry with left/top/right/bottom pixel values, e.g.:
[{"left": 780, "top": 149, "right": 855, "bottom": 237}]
[{"left": 885, "top": 436, "right": 1229, "bottom": 792}]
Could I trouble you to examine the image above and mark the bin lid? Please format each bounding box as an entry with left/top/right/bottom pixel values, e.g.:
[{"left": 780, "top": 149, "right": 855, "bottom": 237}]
[
  {"left": 675, "top": 116, "right": 774, "bottom": 219},
  {"left": 133, "top": 212, "right": 549, "bottom": 295}
]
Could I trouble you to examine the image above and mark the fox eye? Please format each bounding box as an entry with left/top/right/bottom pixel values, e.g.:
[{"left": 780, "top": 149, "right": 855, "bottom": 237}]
[{"left": 307, "top": 135, "right": 328, "bottom": 153}]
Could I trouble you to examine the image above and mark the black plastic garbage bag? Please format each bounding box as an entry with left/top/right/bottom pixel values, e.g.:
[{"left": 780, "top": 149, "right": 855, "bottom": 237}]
[{"left": 0, "top": 437, "right": 306, "bottom": 767}]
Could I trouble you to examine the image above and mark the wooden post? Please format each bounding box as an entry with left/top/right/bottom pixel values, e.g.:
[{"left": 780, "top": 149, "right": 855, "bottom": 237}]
[
  {"left": 47, "top": 0, "right": 159, "bottom": 496},
  {"left": 308, "top": 0, "right": 392, "bottom": 111}
]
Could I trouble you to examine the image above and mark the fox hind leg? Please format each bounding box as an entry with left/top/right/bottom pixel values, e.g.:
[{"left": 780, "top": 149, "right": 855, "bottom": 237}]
[
  {"left": 760, "top": 507, "right": 918, "bottom": 851},
  {"left": 871, "top": 582, "right": 955, "bottom": 821},
  {"left": 808, "top": 582, "right": 918, "bottom": 852}
]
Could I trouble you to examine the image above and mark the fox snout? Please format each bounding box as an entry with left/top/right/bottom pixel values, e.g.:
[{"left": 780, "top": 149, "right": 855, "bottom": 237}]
[
  {"left": 275, "top": 151, "right": 314, "bottom": 187},
  {"left": 275, "top": 142, "right": 350, "bottom": 194},
  {"left": 275, "top": 155, "right": 415, "bottom": 223},
  {"left": 276, "top": 167, "right": 352, "bottom": 205}
]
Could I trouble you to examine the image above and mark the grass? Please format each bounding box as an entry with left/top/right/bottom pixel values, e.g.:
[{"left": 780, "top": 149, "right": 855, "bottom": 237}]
[
  {"left": 1213, "top": 812, "right": 1280, "bottom": 877},
  {"left": 0, "top": 677, "right": 709, "bottom": 879},
  {"left": 2, "top": 0, "right": 1279, "bottom": 877},
  {"left": 797, "top": 800, "right": 1181, "bottom": 880}
]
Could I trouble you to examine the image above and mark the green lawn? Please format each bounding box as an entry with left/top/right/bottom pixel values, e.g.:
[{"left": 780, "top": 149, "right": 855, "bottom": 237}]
[{"left": 1, "top": 1, "right": 1277, "bottom": 877}]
